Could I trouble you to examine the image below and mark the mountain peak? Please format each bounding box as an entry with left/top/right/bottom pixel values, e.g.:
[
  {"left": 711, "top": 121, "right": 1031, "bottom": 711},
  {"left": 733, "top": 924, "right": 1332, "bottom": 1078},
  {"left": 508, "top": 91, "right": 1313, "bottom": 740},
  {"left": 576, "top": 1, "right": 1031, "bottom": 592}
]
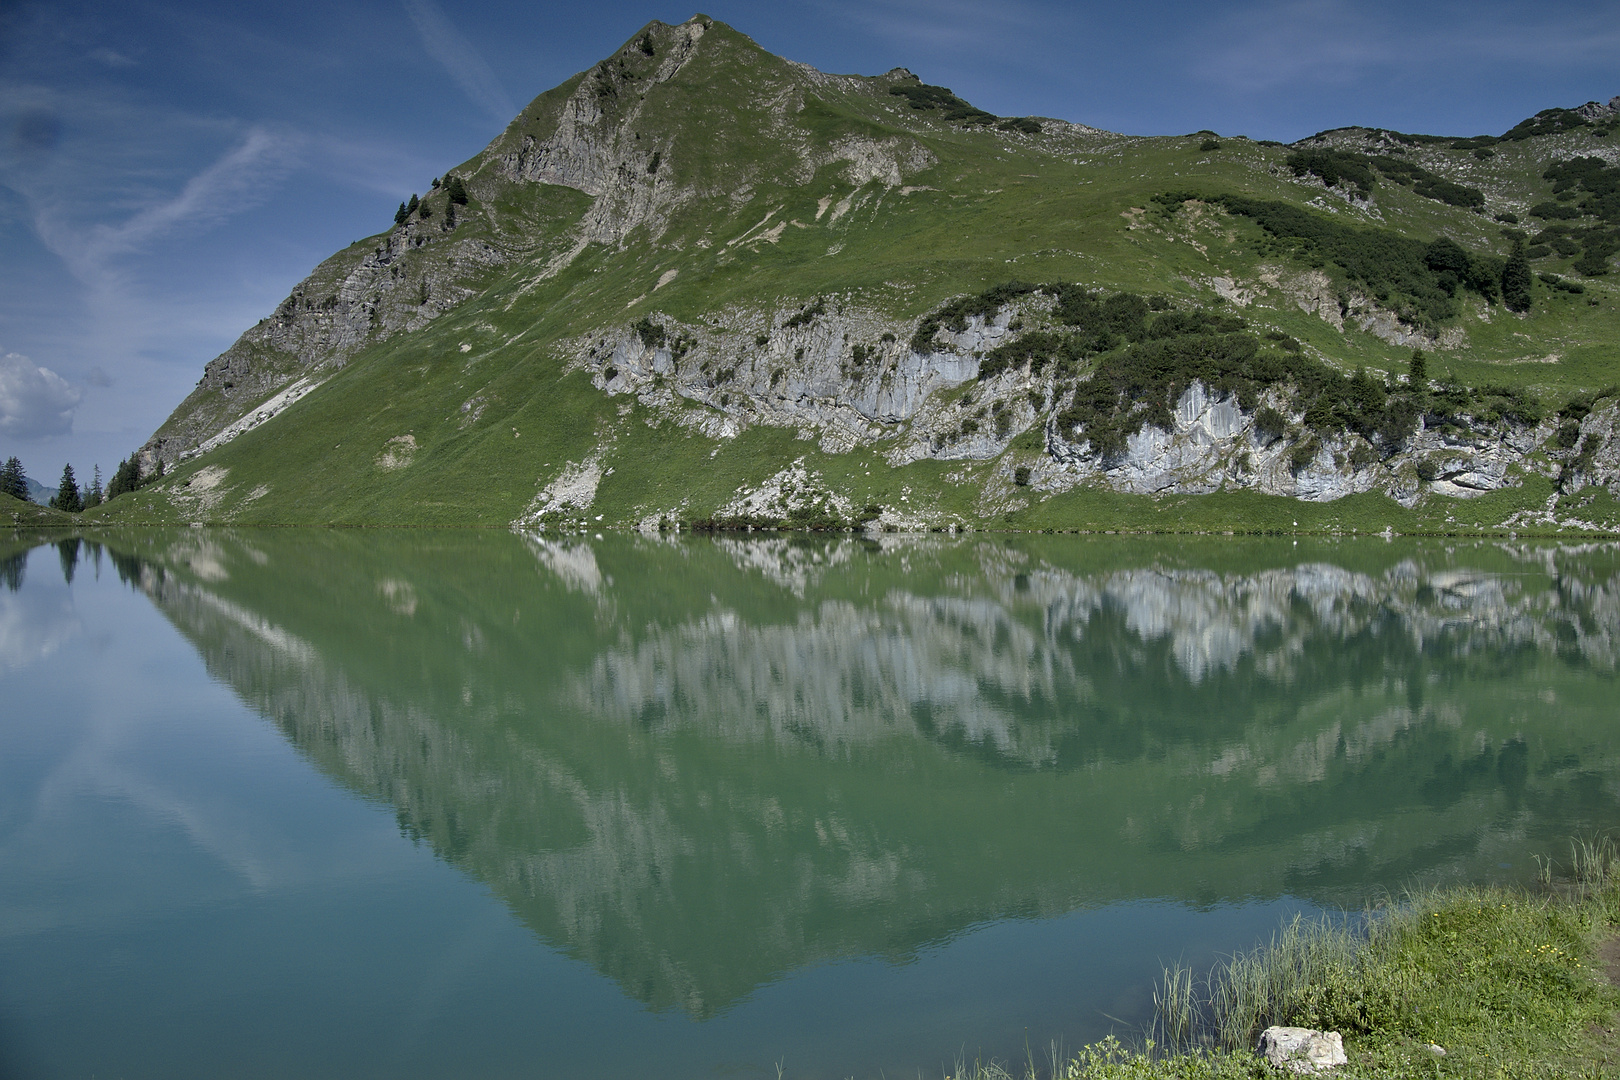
[{"left": 117, "top": 19, "right": 1620, "bottom": 533}]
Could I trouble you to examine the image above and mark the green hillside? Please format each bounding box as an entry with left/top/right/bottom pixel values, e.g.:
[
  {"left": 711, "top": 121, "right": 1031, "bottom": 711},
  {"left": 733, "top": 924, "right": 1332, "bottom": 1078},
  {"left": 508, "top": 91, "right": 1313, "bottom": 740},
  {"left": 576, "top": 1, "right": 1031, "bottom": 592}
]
[{"left": 87, "top": 16, "right": 1620, "bottom": 532}]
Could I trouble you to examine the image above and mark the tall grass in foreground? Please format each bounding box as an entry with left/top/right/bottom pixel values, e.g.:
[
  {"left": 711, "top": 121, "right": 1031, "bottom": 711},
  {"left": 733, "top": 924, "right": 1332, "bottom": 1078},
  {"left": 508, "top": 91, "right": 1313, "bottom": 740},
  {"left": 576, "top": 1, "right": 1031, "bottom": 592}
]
[{"left": 950, "top": 835, "right": 1620, "bottom": 1079}]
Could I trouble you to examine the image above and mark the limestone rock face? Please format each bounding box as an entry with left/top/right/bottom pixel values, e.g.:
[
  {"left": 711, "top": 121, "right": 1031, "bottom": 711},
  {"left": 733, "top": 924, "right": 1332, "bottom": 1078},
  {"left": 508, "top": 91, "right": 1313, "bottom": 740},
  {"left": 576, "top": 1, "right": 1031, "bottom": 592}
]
[
  {"left": 496, "top": 20, "right": 709, "bottom": 249},
  {"left": 1257, "top": 1027, "right": 1347, "bottom": 1073},
  {"left": 144, "top": 220, "right": 506, "bottom": 469},
  {"left": 570, "top": 289, "right": 1620, "bottom": 523},
  {"left": 579, "top": 304, "right": 987, "bottom": 454}
]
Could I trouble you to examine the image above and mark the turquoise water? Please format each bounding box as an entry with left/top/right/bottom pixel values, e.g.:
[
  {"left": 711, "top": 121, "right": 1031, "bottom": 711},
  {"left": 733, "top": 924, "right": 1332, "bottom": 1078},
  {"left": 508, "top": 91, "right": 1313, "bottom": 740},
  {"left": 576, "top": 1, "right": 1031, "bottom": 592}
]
[{"left": 1, "top": 531, "right": 1617, "bottom": 1079}]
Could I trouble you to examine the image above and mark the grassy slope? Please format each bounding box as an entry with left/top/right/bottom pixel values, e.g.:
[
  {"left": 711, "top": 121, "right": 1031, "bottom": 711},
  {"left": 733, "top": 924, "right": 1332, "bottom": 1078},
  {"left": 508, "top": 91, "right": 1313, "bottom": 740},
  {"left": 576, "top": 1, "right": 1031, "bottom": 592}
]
[
  {"left": 3, "top": 492, "right": 78, "bottom": 527},
  {"left": 93, "top": 19, "right": 1620, "bottom": 531}
]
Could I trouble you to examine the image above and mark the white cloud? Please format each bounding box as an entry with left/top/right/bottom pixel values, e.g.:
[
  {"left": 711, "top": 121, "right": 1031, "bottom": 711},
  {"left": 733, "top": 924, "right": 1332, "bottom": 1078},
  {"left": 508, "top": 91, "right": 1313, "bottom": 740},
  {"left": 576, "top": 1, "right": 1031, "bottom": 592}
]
[
  {"left": 399, "top": 0, "right": 516, "bottom": 125},
  {"left": 0, "top": 350, "right": 81, "bottom": 440}
]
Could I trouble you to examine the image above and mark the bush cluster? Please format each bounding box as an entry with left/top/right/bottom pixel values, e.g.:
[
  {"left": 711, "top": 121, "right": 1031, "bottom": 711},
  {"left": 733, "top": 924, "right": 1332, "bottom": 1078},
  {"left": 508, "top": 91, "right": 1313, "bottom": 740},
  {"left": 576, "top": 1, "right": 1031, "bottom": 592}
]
[
  {"left": 887, "top": 81, "right": 995, "bottom": 126},
  {"left": 996, "top": 117, "right": 1042, "bottom": 135},
  {"left": 1453, "top": 106, "right": 1619, "bottom": 150},
  {"left": 633, "top": 317, "right": 667, "bottom": 349},
  {"left": 1285, "top": 148, "right": 1377, "bottom": 194},
  {"left": 914, "top": 277, "right": 1562, "bottom": 470},
  {"left": 887, "top": 77, "right": 1037, "bottom": 132},
  {"left": 1529, "top": 221, "right": 1620, "bottom": 276},
  {"left": 782, "top": 297, "right": 827, "bottom": 330},
  {"left": 910, "top": 281, "right": 1041, "bottom": 352},
  {"left": 1538, "top": 272, "right": 1586, "bottom": 294},
  {"left": 1526, "top": 156, "right": 1620, "bottom": 274},
  {"left": 1159, "top": 193, "right": 1507, "bottom": 325},
  {"left": 1544, "top": 156, "right": 1620, "bottom": 221},
  {"left": 1285, "top": 149, "right": 1484, "bottom": 208}
]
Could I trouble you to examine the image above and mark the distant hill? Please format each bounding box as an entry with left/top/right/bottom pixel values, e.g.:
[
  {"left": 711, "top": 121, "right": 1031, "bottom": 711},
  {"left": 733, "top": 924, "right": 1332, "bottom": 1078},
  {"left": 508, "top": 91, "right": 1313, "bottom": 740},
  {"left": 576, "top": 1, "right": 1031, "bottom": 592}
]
[
  {"left": 98, "top": 16, "right": 1620, "bottom": 534},
  {"left": 25, "top": 477, "right": 47, "bottom": 504}
]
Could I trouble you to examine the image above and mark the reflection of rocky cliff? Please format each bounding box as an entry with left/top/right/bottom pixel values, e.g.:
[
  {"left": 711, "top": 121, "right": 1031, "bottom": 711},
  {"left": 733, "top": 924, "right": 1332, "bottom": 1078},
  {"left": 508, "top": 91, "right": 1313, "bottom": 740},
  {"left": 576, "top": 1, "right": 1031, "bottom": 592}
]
[
  {"left": 85, "top": 530, "right": 1620, "bottom": 1016},
  {"left": 568, "top": 535, "right": 1620, "bottom": 764}
]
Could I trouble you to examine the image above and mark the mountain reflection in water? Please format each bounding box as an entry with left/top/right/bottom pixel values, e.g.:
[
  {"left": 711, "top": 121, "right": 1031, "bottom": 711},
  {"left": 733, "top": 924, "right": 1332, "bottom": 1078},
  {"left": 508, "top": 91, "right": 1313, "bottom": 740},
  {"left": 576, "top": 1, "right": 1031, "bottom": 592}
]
[{"left": 47, "top": 530, "right": 1620, "bottom": 1018}]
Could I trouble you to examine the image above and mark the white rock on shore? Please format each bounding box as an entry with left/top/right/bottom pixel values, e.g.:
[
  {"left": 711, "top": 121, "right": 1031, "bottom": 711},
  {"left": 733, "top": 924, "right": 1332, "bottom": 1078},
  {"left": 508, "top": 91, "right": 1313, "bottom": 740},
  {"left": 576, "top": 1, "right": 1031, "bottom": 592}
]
[{"left": 1257, "top": 1026, "right": 1347, "bottom": 1073}]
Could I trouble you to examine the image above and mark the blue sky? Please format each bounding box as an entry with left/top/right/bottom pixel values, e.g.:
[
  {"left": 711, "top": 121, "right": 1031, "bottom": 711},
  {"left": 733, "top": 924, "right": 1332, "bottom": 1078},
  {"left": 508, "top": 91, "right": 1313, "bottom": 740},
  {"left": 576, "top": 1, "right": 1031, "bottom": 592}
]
[{"left": 1, "top": 0, "right": 1616, "bottom": 486}]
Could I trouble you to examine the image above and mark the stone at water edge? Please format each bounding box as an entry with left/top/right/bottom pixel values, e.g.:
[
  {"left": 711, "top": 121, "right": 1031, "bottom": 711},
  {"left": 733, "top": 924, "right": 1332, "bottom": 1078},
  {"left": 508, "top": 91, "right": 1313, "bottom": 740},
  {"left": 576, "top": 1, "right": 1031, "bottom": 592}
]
[{"left": 1256, "top": 1026, "right": 1348, "bottom": 1073}]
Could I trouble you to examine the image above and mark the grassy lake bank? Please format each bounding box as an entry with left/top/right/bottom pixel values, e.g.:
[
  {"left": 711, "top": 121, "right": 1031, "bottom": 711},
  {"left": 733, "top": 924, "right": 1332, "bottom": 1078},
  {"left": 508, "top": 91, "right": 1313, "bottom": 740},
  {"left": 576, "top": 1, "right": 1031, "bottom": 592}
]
[{"left": 964, "top": 839, "right": 1620, "bottom": 1079}]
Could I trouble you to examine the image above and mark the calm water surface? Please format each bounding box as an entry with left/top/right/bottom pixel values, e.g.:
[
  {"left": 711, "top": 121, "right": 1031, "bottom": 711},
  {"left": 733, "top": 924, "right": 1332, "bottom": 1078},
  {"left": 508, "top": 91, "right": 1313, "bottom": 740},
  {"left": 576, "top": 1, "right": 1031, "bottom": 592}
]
[{"left": 2, "top": 530, "right": 1618, "bottom": 1079}]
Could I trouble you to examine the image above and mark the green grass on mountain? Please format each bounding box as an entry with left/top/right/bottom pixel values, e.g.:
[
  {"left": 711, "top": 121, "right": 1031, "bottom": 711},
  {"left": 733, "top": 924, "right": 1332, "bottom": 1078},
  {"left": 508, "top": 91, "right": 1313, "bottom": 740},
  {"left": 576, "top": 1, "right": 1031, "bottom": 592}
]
[
  {"left": 74, "top": 16, "right": 1620, "bottom": 532},
  {"left": 2, "top": 492, "right": 78, "bottom": 527}
]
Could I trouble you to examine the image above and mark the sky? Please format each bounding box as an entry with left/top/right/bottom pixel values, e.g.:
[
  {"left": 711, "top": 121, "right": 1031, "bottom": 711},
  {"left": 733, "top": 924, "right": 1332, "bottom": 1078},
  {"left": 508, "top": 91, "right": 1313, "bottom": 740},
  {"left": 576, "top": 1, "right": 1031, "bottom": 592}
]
[{"left": 1, "top": 0, "right": 1617, "bottom": 486}]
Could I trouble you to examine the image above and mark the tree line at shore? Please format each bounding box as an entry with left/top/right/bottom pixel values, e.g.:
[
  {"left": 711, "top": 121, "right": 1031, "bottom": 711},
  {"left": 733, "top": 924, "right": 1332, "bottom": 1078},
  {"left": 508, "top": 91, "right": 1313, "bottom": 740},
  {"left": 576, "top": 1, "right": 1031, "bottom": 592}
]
[{"left": 1, "top": 454, "right": 163, "bottom": 513}]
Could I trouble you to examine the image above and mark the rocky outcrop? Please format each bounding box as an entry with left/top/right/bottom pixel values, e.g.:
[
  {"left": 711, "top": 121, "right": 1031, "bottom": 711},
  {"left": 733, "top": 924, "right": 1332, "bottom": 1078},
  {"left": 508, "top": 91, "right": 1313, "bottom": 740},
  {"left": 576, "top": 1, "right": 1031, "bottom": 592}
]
[
  {"left": 144, "top": 216, "right": 507, "bottom": 467},
  {"left": 1573, "top": 97, "right": 1620, "bottom": 121},
  {"left": 1040, "top": 382, "right": 1559, "bottom": 507},
  {"left": 541, "top": 287, "right": 1620, "bottom": 526},
  {"left": 496, "top": 20, "right": 710, "bottom": 249},
  {"left": 571, "top": 300, "right": 990, "bottom": 456},
  {"left": 1258, "top": 1027, "right": 1347, "bottom": 1074}
]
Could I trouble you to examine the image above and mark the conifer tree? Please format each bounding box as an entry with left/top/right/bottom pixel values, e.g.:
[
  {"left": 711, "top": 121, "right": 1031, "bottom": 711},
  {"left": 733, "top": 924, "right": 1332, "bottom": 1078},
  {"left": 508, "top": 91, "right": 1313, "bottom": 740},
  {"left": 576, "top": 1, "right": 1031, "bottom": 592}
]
[
  {"left": 1502, "top": 239, "right": 1533, "bottom": 313},
  {"left": 108, "top": 455, "right": 141, "bottom": 499},
  {"left": 394, "top": 201, "right": 409, "bottom": 225},
  {"left": 1408, "top": 349, "right": 1428, "bottom": 386},
  {"left": 51, "top": 463, "right": 82, "bottom": 513},
  {"left": 0, "top": 456, "right": 27, "bottom": 501},
  {"left": 84, "top": 465, "right": 103, "bottom": 509},
  {"left": 444, "top": 174, "right": 468, "bottom": 205},
  {"left": 406, "top": 193, "right": 420, "bottom": 217}
]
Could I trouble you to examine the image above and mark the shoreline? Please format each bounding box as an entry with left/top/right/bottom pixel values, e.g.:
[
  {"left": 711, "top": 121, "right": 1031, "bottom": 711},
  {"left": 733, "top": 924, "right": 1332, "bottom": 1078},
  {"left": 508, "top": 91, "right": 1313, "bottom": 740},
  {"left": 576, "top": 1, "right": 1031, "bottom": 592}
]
[{"left": 958, "top": 846, "right": 1620, "bottom": 1079}]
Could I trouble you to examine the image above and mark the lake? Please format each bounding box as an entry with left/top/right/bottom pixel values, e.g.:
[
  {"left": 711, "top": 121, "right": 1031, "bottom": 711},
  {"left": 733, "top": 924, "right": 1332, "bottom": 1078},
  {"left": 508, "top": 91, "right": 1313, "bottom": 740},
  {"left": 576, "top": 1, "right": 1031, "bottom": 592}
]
[{"left": 2, "top": 529, "right": 1617, "bottom": 1079}]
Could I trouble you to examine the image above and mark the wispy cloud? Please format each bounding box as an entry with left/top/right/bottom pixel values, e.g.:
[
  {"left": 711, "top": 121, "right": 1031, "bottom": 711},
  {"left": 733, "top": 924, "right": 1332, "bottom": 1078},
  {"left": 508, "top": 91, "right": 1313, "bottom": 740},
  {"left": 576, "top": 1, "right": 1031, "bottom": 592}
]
[
  {"left": 75, "top": 127, "right": 301, "bottom": 267},
  {"left": 1, "top": 107, "right": 305, "bottom": 453},
  {"left": 15, "top": 118, "right": 299, "bottom": 312},
  {"left": 1193, "top": 0, "right": 1620, "bottom": 94},
  {"left": 399, "top": 0, "right": 516, "bottom": 125}
]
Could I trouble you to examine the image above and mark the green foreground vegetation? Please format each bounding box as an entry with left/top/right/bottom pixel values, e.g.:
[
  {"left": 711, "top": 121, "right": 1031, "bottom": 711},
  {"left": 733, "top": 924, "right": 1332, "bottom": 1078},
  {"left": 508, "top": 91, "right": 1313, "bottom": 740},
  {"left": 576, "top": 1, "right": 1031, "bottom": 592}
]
[{"left": 958, "top": 838, "right": 1620, "bottom": 1079}]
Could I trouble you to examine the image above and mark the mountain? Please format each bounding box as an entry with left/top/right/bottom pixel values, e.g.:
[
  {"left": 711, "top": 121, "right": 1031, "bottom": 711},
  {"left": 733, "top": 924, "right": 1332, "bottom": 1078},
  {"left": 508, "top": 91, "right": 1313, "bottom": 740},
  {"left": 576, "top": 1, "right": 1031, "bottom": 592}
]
[{"left": 93, "top": 16, "right": 1620, "bottom": 532}]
